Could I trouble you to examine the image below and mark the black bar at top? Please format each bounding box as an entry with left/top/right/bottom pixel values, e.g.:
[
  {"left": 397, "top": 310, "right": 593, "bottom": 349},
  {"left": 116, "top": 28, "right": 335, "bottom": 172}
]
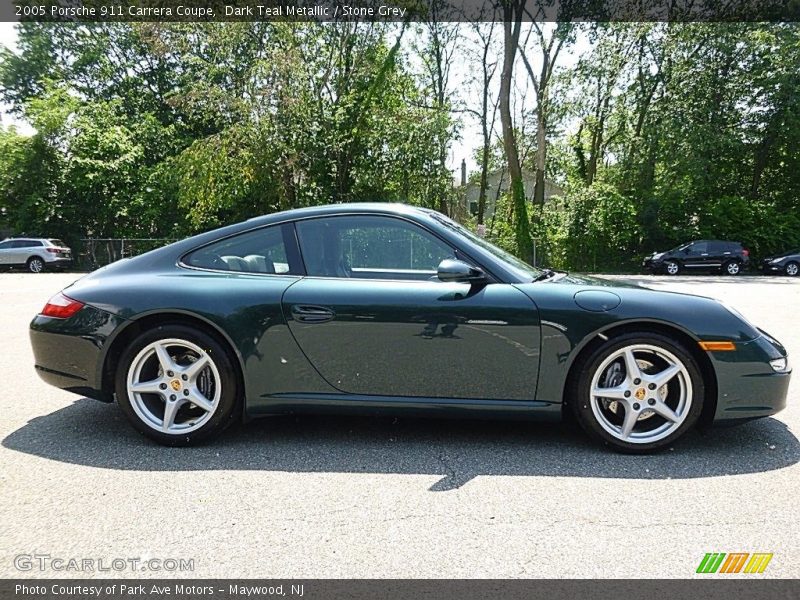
[{"left": 1, "top": 0, "right": 799, "bottom": 23}]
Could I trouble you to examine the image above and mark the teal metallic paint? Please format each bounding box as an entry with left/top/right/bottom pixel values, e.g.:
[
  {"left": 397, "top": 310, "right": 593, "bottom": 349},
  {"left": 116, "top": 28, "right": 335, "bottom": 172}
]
[
  {"left": 282, "top": 277, "right": 540, "bottom": 400},
  {"left": 29, "top": 203, "right": 790, "bottom": 428}
]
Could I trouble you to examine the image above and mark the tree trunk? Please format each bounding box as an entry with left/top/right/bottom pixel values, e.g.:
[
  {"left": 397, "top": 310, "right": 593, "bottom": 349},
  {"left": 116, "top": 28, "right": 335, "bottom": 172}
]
[{"left": 499, "top": 1, "right": 532, "bottom": 262}]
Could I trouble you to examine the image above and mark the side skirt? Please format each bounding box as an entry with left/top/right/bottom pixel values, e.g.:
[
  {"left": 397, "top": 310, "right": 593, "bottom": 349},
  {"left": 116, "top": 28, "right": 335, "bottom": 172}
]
[{"left": 246, "top": 393, "right": 562, "bottom": 422}]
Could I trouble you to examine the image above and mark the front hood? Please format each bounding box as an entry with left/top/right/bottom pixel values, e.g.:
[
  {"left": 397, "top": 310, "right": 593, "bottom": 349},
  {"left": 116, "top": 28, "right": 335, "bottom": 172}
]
[
  {"left": 548, "top": 273, "right": 642, "bottom": 289},
  {"left": 516, "top": 276, "right": 762, "bottom": 343}
]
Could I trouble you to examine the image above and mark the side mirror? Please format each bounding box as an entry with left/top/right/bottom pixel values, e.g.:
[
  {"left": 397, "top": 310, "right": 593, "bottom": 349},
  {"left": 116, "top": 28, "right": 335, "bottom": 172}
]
[{"left": 437, "top": 258, "right": 486, "bottom": 283}]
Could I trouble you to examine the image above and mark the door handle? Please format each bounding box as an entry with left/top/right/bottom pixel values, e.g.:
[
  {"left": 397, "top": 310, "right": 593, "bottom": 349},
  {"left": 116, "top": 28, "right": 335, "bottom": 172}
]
[{"left": 291, "top": 304, "right": 335, "bottom": 323}]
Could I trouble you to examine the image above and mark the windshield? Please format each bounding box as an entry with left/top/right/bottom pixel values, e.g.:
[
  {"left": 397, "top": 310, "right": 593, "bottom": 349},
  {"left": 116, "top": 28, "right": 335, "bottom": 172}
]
[
  {"left": 426, "top": 212, "right": 543, "bottom": 280},
  {"left": 668, "top": 243, "right": 690, "bottom": 253}
]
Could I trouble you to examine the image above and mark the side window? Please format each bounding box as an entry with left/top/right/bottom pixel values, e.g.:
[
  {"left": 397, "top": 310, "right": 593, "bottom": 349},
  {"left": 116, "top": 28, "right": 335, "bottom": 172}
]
[
  {"left": 0, "top": 242, "right": 10, "bottom": 250},
  {"left": 295, "top": 215, "right": 456, "bottom": 281},
  {"left": 708, "top": 241, "right": 724, "bottom": 253},
  {"left": 689, "top": 242, "right": 708, "bottom": 254},
  {"left": 184, "top": 225, "right": 297, "bottom": 275}
]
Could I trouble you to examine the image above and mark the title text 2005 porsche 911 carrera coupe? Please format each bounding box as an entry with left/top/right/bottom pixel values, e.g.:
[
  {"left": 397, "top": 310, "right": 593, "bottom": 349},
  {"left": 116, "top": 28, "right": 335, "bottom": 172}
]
[{"left": 30, "top": 204, "right": 791, "bottom": 452}]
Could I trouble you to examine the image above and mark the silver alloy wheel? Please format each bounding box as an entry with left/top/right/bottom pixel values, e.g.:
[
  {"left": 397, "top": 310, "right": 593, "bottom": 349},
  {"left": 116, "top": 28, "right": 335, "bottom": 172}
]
[
  {"left": 665, "top": 262, "right": 679, "bottom": 275},
  {"left": 786, "top": 263, "right": 799, "bottom": 276},
  {"left": 126, "top": 338, "right": 221, "bottom": 434},
  {"left": 589, "top": 344, "right": 693, "bottom": 444},
  {"left": 726, "top": 261, "right": 740, "bottom": 275},
  {"left": 28, "top": 258, "right": 44, "bottom": 273}
]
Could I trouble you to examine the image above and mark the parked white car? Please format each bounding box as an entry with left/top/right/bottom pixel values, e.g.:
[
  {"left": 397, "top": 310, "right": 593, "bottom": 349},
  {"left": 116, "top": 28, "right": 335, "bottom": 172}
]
[{"left": 0, "top": 238, "right": 73, "bottom": 272}]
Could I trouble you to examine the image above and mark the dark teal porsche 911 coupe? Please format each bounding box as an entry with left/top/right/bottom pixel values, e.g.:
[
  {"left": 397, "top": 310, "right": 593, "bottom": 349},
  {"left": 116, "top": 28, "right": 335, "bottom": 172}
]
[{"left": 30, "top": 204, "right": 791, "bottom": 452}]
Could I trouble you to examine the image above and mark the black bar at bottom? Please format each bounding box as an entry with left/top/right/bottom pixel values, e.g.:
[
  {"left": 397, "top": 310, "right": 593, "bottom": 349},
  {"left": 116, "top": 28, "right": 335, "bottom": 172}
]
[{"left": 1, "top": 580, "right": 799, "bottom": 600}]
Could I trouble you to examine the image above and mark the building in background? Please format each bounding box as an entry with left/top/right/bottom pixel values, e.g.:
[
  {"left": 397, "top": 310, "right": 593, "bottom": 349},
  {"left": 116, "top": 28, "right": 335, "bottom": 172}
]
[{"left": 456, "top": 159, "right": 565, "bottom": 220}]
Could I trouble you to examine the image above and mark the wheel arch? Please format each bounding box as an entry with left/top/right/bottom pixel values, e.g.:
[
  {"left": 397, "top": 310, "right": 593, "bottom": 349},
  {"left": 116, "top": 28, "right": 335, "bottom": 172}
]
[
  {"left": 561, "top": 319, "right": 718, "bottom": 428},
  {"left": 100, "top": 310, "right": 247, "bottom": 415}
]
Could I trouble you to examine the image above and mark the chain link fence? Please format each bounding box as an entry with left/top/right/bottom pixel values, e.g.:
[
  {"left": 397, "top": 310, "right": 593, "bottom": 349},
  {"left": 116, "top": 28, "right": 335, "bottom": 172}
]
[{"left": 78, "top": 238, "right": 178, "bottom": 270}]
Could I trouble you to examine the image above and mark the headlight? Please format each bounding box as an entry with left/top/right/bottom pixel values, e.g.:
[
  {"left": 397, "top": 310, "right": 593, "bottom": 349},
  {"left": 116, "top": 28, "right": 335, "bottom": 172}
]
[
  {"left": 769, "top": 357, "right": 790, "bottom": 373},
  {"left": 771, "top": 257, "right": 785, "bottom": 263}
]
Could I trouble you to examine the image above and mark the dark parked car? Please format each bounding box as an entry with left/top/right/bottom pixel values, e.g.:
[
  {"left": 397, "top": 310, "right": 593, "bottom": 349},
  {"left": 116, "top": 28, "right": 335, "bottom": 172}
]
[
  {"left": 760, "top": 249, "right": 800, "bottom": 277},
  {"left": 642, "top": 240, "right": 750, "bottom": 276},
  {"left": 0, "top": 237, "right": 73, "bottom": 272},
  {"left": 30, "top": 204, "right": 790, "bottom": 453}
]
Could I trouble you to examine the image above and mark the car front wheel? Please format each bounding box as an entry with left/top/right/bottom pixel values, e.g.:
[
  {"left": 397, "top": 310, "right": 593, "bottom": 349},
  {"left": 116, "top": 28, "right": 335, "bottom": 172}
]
[
  {"left": 785, "top": 262, "right": 799, "bottom": 277},
  {"left": 115, "top": 324, "right": 240, "bottom": 446},
  {"left": 663, "top": 261, "right": 680, "bottom": 276},
  {"left": 570, "top": 332, "right": 704, "bottom": 453}
]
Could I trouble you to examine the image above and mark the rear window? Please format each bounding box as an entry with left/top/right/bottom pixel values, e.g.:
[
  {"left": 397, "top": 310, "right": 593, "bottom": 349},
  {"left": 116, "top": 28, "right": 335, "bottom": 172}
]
[
  {"left": 183, "top": 224, "right": 297, "bottom": 275},
  {"left": 48, "top": 239, "right": 67, "bottom": 247}
]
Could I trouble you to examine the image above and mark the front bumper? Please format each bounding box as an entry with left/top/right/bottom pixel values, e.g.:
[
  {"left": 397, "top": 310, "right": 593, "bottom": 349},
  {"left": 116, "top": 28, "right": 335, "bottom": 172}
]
[
  {"left": 760, "top": 261, "right": 785, "bottom": 273},
  {"left": 712, "top": 333, "right": 791, "bottom": 422},
  {"left": 642, "top": 259, "right": 662, "bottom": 272},
  {"left": 30, "top": 304, "right": 127, "bottom": 401}
]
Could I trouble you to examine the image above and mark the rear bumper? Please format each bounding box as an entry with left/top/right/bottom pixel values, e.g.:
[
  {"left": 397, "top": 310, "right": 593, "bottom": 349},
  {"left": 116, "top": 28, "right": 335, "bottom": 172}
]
[
  {"left": 712, "top": 334, "right": 791, "bottom": 422},
  {"left": 30, "top": 304, "right": 127, "bottom": 401},
  {"left": 45, "top": 257, "right": 73, "bottom": 269}
]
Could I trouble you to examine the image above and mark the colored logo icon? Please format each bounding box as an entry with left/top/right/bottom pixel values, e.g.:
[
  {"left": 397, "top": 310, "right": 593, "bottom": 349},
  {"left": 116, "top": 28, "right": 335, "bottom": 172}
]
[{"left": 696, "top": 553, "right": 773, "bottom": 574}]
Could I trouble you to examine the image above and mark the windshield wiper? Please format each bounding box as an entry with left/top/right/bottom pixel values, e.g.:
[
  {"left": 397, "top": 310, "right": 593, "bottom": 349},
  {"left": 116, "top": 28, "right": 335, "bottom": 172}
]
[{"left": 532, "top": 268, "right": 555, "bottom": 282}]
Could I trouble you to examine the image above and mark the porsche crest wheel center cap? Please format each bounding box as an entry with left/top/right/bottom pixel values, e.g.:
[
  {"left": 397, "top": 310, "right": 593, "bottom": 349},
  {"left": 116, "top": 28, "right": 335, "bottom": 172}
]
[
  {"left": 634, "top": 387, "right": 646, "bottom": 401},
  {"left": 170, "top": 379, "right": 182, "bottom": 391}
]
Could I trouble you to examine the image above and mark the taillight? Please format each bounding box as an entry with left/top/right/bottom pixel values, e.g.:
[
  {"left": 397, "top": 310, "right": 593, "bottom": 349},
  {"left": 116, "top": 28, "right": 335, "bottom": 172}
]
[
  {"left": 743, "top": 249, "right": 750, "bottom": 257},
  {"left": 40, "top": 292, "right": 84, "bottom": 319},
  {"left": 46, "top": 248, "right": 59, "bottom": 254}
]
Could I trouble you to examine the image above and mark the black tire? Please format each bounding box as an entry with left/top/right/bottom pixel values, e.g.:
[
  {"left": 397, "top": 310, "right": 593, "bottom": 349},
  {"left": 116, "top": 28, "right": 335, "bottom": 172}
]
[
  {"left": 27, "top": 256, "right": 45, "bottom": 273},
  {"left": 663, "top": 260, "right": 680, "bottom": 276},
  {"left": 723, "top": 260, "right": 741, "bottom": 276},
  {"left": 115, "top": 324, "right": 240, "bottom": 446},
  {"left": 785, "top": 261, "right": 799, "bottom": 277},
  {"left": 569, "top": 332, "right": 704, "bottom": 454}
]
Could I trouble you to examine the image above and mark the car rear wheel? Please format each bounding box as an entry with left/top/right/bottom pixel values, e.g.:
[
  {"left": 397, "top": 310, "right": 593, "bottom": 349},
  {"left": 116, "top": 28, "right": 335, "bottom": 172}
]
[
  {"left": 785, "top": 262, "right": 799, "bottom": 277},
  {"left": 570, "top": 332, "right": 704, "bottom": 453},
  {"left": 724, "top": 260, "right": 741, "bottom": 275},
  {"left": 27, "top": 256, "right": 45, "bottom": 273},
  {"left": 664, "top": 261, "right": 680, "bottom": 276},
  {"left": 115, "top": 325, "right": 239, "bottom": 446}
]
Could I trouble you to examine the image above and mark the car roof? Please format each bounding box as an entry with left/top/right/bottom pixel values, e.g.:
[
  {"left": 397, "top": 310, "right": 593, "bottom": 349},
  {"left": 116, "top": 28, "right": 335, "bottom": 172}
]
[{"left": 243, "top": 202, "right": 431, "bottom": 226}]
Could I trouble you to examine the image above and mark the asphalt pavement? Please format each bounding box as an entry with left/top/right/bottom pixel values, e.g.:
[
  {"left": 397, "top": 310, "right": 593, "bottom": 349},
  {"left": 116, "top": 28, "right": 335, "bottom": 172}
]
[{"left": 0, "top": 272, "right": 797, "bottom": 578}]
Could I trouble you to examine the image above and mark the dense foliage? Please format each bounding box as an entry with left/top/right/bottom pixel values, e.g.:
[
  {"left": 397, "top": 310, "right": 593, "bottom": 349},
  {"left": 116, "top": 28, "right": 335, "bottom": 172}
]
[{"left": 1, "top": 21, "right": 799, "bottom": 270}]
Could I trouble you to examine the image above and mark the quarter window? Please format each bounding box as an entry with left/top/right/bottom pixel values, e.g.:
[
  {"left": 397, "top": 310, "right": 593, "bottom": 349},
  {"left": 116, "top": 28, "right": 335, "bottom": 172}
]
[
  {"left": 295, "top": 216, "right": 456, "bottom": 280},
  {"left": 184, "top": 225, "right": 298, "bottom": 275}
]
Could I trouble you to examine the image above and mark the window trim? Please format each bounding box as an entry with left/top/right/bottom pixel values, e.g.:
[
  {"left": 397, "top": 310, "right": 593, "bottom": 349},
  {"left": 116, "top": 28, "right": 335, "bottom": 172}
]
[
  {"left": 178, "top": 222, "right": 304, "bottom": 277},
  {"left": 177, "top": 211, "right": 501, "bottom": 283},
  {"left": 291, "top": 214, "right": 498, "bottom": 284}
]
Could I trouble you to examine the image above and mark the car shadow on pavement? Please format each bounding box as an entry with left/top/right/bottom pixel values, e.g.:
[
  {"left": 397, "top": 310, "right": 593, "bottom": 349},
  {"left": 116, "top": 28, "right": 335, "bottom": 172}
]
[{"left": 4, "top": 398, "right": 799, "bottom": 491}]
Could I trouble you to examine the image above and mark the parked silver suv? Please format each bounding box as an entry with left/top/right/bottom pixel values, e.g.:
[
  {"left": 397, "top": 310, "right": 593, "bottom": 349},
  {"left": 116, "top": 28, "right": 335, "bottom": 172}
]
[{"left": 0, "top": 238, "right": 73, "bottom": 273}]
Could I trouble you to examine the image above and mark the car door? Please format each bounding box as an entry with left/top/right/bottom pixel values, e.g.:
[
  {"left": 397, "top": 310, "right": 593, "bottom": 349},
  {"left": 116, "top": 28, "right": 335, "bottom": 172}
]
[
  {"left": 0, "top": 241, "right": 12, "bottom": 265},
  {"left": 283, "top": 214, "right": 541, "bottom": 401},
  {"left": 682, "top": 241, "right": 709, "bottom": 270},
  {"left": 7, "top": 240, "right": 31, "bottom": 265}
]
